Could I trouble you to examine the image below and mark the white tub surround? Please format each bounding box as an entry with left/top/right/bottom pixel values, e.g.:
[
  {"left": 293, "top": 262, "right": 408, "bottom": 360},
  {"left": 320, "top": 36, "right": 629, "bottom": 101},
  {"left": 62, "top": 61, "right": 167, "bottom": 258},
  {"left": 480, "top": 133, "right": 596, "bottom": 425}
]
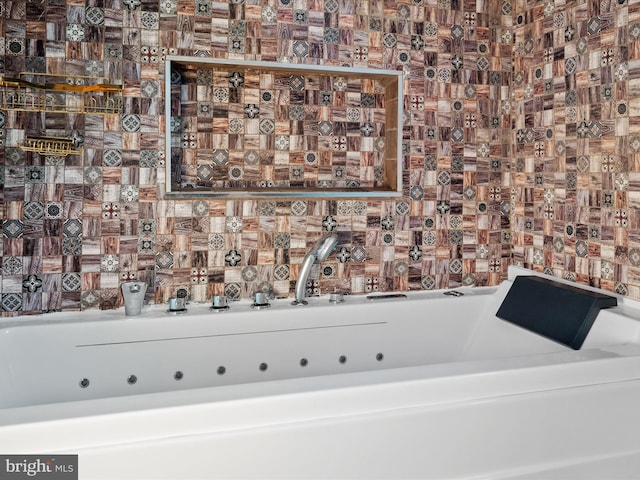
[{"left": 1, "top": 266, "right": 640, "bottom": 479}]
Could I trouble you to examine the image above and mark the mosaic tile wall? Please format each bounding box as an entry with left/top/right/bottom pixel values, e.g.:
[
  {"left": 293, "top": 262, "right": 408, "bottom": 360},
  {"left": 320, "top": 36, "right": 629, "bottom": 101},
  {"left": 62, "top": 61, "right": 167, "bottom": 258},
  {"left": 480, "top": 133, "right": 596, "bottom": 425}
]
[
  {"left": 1, "top": 0, "right": 518, "bottom": 316},
  {"left": 510, "top": 0, "right": 640, "bottom": 298},
  {"left": 172, "top": 66, "right": 390, "bottom": 191}
]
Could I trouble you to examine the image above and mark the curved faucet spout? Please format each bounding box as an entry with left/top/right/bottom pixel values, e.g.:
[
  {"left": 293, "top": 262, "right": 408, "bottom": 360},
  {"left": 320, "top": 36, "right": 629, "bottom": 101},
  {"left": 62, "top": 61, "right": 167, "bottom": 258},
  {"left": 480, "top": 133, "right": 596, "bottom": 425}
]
[
  {"left": 292, "top": 233, "right": 339, "bottom": 305},
  {"left": 293, "top": 254, "right": 318, "bottom": 306}
]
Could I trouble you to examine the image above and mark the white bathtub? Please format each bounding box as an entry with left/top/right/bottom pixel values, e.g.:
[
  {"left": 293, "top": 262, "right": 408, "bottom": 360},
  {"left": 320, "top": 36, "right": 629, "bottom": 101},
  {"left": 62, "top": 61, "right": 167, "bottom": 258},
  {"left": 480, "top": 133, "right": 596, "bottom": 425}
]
[{"left": 2, "top": 266, "right": 640, "bottom": 479}]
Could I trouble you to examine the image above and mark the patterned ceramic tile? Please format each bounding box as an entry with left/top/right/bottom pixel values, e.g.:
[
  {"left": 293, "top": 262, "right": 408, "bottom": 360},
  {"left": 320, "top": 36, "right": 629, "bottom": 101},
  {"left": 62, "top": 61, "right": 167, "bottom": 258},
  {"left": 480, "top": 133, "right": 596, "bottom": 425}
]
[
  {"left": 101, "top": 203, "right": 119, "bottom": 219},
  {"left": 61, "top": 273, "right": 81, "bottom": 292},
  {"left": 84, "top": 167, "right": 103, "bottom": 184},
  {"left": 5, "top": 38, "right": 25, "bottom": 55},
  {"left": 81, "top": 291, "right": 100, "bottom": 309},
  {"left": 2, "top": 257, "right": 22, "bottom": 275},
  {"left": 62, "top": 238, "right": 83, "bottom": 255},
  {"left": 101, "top": 255, "right": 120, "bottom": 273},
  {"left": 2, "top": 0, "right": 637, "bottom": 314},
  {"left": 224, "top": 282, "right": 241, "bottom": 300},
  {"left": 23, "top": 202, "right": 44, "bottom": 220},
  {"left": 2, "top": 220, "right": 23, "bottom": 238},
  {"left": 120, "top": 186, "right": 139, "bottom": 202},
  {"left": 138, "top": 237, "right": 155, "bottom": 254},
  {"left": 25, "top": 166, "right": 45, "bottom": 184},
  {"left": 122, "top": 115, "right": 141, "bottom": 133},
  {"left": 224, "top": 249, "right": 241, "bottom": 266},
  {"left": 103, "top": 149, "right": 122, "bottom": 167},
  {"left": 225, "top": 216, "right": 242, "bottom": 233},
  {"left": 240, "top": 266, "right": 257, "bottom": 282},
  {"left": 350, "top": 247, "right": 365, "bottom": 262},
  {"left": 66, "top": 24, "right": 85, "bottom": 41},
  {"left": 273, "top": 265, "right": 289, "bottom": 281},
  {"left": 1, "top": 293, "right": 22, "bottom": 312},
  {"left": 22, "top": 275, "right": 43, "bottom": 293},
  {"left": 156, "top": 252, "right": 174, "bottom": 269}
]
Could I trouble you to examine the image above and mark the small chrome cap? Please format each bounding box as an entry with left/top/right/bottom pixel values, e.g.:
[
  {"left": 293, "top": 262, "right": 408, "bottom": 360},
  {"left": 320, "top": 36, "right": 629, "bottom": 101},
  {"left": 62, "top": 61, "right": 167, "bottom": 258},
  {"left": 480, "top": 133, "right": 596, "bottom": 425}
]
[
  {"left": 210, "top": 295, "right": 230, "bottom": 311},
  {"left": 252, "top": 292, "right": 271, "bottom": 309},
  {"left": 168, "top": 297, "right": 186, "bottom": 311},
  {"left": 329, "top": 292, "right": 344, "bottom": 303}
]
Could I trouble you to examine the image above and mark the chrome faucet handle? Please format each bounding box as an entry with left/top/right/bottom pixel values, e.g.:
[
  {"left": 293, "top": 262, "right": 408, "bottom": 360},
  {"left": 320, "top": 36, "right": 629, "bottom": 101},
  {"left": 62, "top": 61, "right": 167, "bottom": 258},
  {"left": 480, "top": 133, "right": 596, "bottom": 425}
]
[
  {"left": 329, "top": 291, "right": 345, "bottom": 303},
  {"left": 252, "top": 292, "right": 271, "bottom": 309},
  {"left": 210, "top": 295, "right": 230, "bottom": 312},
  {"left": 167, "top": 297, "right": 187, "bottom": 313}
]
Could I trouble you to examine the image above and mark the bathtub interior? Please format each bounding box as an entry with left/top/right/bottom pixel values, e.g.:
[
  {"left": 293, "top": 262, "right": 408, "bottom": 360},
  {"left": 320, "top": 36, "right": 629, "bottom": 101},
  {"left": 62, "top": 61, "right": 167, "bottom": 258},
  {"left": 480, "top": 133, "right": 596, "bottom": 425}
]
[{"left": 1, "top": 267, "right": 639, "bottom": 409}]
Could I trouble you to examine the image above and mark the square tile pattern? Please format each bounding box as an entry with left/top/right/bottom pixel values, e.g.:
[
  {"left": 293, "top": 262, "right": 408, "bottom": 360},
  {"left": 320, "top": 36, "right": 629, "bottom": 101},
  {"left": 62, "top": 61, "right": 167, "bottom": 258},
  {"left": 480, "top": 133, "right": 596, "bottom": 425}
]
[
  {"left": 172, "top": 66, "right": 388, "bottom": 191},
  {"left": 0, "top": 0, "right": 637, "bottom": 315}
]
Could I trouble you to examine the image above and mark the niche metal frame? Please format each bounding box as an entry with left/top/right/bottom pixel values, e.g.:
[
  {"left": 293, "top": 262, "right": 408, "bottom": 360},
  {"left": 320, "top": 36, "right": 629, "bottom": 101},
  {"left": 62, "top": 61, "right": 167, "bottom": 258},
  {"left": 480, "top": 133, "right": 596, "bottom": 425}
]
[{"left": 164, "top": 56, "right": 403, "bottom": 199}]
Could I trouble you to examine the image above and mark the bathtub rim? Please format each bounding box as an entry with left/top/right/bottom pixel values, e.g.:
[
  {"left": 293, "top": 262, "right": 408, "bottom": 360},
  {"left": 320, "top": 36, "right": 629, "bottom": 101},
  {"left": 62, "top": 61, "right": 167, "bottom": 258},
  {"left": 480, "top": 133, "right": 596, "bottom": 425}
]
[
  {"left": 0, "top": 284, "right": 500, "bottom": 330},
  {"left": 2, "top": 266, "right": 639, "bottom": 329}
]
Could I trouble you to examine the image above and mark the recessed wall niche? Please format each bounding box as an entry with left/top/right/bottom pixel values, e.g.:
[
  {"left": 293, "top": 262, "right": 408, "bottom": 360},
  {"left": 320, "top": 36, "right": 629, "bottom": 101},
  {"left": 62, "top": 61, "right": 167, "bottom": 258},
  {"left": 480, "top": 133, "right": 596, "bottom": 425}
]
[{"left": 164, "top": 57, "right": 403, "bottom": 198}]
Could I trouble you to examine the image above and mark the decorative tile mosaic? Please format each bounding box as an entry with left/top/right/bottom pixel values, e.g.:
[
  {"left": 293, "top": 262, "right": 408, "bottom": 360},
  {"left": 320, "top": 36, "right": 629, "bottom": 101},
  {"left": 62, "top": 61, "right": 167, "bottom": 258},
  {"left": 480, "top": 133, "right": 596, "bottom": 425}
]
[
  {"left": 1, "top": 294, "right": 22, "bottom": 312},
  {"left": 3, "top": 0, "right": 638, "bottom": 315},
  {"left": 171, "top": 66, "right": 389, "bottom": 191},
  {"left": 510, "top": 0, "right": 640, "bottom": 297}
]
